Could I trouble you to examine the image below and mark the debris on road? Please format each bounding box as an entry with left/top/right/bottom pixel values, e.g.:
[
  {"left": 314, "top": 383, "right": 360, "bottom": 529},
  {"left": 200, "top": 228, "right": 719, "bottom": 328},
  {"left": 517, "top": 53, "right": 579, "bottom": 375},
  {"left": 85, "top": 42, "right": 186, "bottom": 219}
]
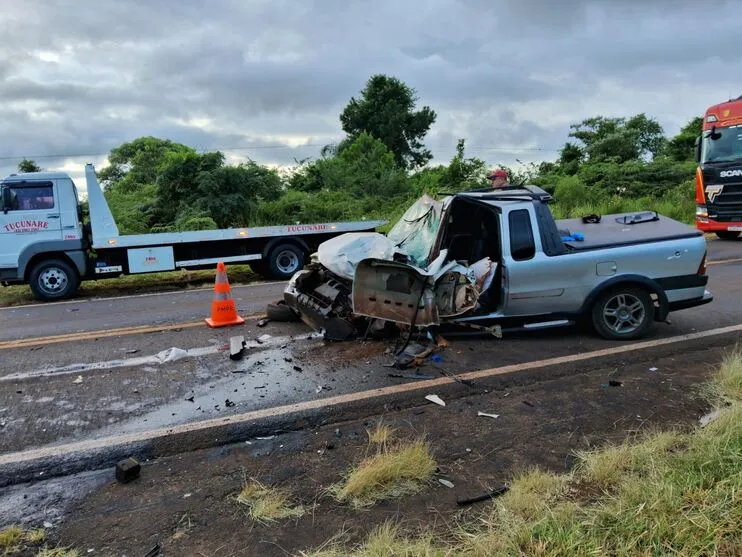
[
  {"left": 477, "top": 411, "right": 500, "bottom": 419},
  {"left": 256, "top": 318, "right": 270, "bottom": 328},
  {"left": 225, "top": 399, "right": 236, "bottom": 408},
  {"left": 608, "top": 379, "right": 623, "bottom": 387},
  {"left": 438, "top": 479, "right": 455, "bottom": 488},
  {"left": 125, "top": 349, "right": 139, "bottom": 355},
  {"left": 73, "top": 375, "right": 83, "bottom": 384},
  {"left": 115, "top": 457, "right": 141, "bottom": 484},
  {"left": 143, "top": 544, "right": 162, "bottom": 557},
  {"left": 649, "top": 367, "right": 659, "bottom": 372},
  {"left": 425, "top": 394, "right": 446, "bottom": 406},
  {"left": 256, "top": 334, "right": 272, "bottom": 344},
  {"left": 456, "top": 484, "right": 509, "bottom": 506},
  {"left": 293, "top": 365, "right": 303, "bottom": 372},
  {"left": 156, "top": 347, "right": 188, "bottom": 363},
  {"left": 522, "top": 400, "right": 535, "bottom": 407},
  {"left": 388, "top": 373, "right": 434, "bottom": 380},
  {"left": 229, "top": 336, "right": 246, "bottom": 360}
]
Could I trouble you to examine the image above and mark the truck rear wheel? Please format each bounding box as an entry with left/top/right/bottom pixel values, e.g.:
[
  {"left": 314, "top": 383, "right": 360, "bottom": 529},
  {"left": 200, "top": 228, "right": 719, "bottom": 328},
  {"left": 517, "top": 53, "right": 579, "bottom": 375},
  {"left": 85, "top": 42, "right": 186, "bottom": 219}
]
[
  {"left": 267, "top": 244, "right": 305, "bottom": 280},
  {"left": 715, "top": 231, "right": 740, "bottom": 240},
  {"left": 591, "top": 287, "right": 653, "bottom": 341},
  {"left": 29, "top": 258, "right": 80, "bottom": 301}
]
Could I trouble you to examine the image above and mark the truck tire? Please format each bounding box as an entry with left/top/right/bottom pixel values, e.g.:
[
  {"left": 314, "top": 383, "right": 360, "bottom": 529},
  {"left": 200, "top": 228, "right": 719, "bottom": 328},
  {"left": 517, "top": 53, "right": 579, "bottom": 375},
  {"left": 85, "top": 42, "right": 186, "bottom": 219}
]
[
  {"left": 266, "top": 243, "right": 305, "bottom": 280},
  {"left": 28, "top": 258, "right": 80, "bottom": 301},
  {"left": 715, "top": 231, "right": 740, "bottom": 240},
  {"left": 591, "top": 286, "right": 653, "bottom": 341}
]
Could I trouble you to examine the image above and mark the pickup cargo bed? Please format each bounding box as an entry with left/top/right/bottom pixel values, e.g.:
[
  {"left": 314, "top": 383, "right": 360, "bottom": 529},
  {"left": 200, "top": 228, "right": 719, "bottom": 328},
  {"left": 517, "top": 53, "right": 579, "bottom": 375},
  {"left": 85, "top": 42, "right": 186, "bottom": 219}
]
[{"left": 557, "top": 213, "right": 703, "bottom": 252}]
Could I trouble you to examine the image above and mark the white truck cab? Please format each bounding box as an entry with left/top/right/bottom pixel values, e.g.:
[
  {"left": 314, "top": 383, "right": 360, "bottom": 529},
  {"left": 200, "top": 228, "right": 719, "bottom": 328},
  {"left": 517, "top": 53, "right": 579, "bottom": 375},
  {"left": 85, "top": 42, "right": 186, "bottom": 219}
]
[{"left": 1, "top": 164, "right": 385, "bottom": 301}]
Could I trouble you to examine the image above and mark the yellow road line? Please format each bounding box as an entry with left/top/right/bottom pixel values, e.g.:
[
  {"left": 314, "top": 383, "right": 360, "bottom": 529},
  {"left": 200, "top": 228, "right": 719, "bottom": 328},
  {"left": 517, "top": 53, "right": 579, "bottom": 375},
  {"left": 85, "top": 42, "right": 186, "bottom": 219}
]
[
  {"left": 0, "top": 317, "right": 258, "bottom": 350},
  {"left": 2, "top": 322, "right": 741, "bottom": 468},
  {"left": 709, "top": 257, "right": 742, "bottom": 266}
]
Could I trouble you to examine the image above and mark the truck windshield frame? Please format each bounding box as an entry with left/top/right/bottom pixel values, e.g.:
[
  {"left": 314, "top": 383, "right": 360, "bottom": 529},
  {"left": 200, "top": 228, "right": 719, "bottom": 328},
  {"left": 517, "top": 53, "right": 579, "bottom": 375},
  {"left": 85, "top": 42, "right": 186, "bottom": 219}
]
[{"left": 701, "top": 124, "right": 742, "bottom": 164}]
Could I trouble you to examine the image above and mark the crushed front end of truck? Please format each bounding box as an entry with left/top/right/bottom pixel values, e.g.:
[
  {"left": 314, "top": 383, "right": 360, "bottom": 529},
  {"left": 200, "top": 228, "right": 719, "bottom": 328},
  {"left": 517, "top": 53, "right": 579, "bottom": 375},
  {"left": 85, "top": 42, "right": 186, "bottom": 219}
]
[{"left": 282, "top": 194, "right": 497, "bottom": 340}]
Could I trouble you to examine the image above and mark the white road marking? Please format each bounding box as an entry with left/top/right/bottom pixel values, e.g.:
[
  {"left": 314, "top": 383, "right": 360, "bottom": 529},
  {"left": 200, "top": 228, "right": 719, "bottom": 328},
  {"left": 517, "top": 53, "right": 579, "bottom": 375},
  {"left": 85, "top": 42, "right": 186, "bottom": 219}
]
[
  {"left": 0, "top": 334, "right": 300, "bottom": 382},
  {"left": 2, "top": 322, "right": 741, "bottom": 468}
]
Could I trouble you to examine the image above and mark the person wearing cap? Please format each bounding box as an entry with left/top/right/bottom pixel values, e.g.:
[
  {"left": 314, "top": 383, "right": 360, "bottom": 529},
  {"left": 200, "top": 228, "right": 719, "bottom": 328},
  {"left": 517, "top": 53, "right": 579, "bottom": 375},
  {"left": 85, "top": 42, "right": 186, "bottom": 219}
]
[{"left": 488, "top": 169, "right": 510, "bottom": 189}]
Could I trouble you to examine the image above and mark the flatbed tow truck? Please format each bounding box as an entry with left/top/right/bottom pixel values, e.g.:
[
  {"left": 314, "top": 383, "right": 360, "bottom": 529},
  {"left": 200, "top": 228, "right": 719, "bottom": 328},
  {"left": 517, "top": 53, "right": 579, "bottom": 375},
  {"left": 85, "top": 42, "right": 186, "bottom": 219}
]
[{"left": 0, "top": 163, "right": 385, "bottom": 301}]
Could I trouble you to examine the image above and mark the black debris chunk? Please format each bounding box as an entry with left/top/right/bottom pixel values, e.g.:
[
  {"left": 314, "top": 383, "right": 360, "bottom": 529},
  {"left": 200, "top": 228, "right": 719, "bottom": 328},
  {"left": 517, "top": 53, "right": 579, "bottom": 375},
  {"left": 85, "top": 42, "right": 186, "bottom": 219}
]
[{"left": 115, "top": 457, "right": 141, "bottom": 484}]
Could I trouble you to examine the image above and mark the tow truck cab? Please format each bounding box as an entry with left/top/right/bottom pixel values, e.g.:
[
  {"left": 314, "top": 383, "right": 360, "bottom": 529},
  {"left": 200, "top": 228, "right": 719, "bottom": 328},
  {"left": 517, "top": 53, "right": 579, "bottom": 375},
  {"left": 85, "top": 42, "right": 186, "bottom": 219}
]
[
  {"left": 0, "top": 172, "right": 88, "bottom": 292},
  {"left": 695, "top": 97, "right": 742, "bottom": 239}
]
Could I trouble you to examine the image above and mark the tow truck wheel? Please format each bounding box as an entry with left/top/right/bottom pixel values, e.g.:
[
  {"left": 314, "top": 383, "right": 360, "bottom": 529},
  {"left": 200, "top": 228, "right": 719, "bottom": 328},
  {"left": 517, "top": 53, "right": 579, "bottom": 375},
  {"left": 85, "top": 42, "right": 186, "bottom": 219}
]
[
  {"left": 591, "top": 287, "right": 653, "bottom": 341},
  {"left": 28, "top": 258, "right": 80, "bottom": 301},
  {"left": 267, "top": 243, "right": 305, "bottom": 280},
  {"left": 715, "top": 231, "right": 740, "bottom": 240}
]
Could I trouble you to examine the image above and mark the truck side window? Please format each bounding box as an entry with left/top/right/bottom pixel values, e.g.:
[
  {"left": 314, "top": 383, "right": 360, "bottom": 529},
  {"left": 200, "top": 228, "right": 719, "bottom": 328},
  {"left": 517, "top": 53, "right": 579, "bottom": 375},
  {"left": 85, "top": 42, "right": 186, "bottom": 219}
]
[
  {"left": 509, "top": 209, "right": 536, "bottom": 261},
  {"left": 6, "top": 184, "right": 54, "bottom": 211}
]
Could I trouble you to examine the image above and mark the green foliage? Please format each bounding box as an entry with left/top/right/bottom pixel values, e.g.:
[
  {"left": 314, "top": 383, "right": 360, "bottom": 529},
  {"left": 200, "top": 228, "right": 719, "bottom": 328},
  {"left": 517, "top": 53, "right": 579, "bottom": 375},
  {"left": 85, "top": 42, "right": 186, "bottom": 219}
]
[
  {"left": 435, "top": 139, "right": 488, "bottom": 193},
  {"left": 99, "top": 136, "right": 194, "bottom": 193},
  {"left": 568, "top": 113, "right": 665, "bottom": 163},
  {"left": 340, "top": 74, "right": 437, "bottom": 170},
  {"left": 662, "top": 117, "right": 703, "bottom": 162},
  {"left": 105, "top": 182, "right": 157, "bottom": 234},
  {"left": 17, "top": 159, "right": 42, "bottom": 173}
]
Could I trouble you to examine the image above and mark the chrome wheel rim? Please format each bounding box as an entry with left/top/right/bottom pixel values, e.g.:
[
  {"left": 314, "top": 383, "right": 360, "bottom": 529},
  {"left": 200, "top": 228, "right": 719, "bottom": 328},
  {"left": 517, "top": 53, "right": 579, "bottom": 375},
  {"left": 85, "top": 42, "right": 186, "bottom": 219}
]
[
  {"left": 39, "top": 266, "right": 68, "bottom": 295},
  {"left": 276, "top": 250, "right": 300, "bottom": 274},
  {"left": 602, "top": 293, "right": 645, "bottom": 335}
]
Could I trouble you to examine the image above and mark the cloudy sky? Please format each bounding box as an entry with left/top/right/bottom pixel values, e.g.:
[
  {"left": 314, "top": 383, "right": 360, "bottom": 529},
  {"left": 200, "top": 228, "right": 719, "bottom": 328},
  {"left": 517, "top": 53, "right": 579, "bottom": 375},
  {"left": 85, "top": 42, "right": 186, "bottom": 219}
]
[{"left": 1, "top": 0, "right": 738, "bottom": 193}]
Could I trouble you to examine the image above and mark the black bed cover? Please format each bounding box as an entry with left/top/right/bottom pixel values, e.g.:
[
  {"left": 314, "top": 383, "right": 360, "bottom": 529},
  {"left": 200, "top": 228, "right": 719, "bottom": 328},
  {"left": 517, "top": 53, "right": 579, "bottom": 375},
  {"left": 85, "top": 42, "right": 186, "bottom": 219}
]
[{"left": 556, "top": 212, "right": 703, "bottom": 251}]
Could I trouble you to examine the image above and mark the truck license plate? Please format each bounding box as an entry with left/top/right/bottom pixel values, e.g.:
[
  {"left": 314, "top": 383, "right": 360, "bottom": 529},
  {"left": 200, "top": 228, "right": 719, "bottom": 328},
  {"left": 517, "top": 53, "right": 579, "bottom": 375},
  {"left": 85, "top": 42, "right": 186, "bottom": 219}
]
[{"left": 728, "top": 226, "right": 742, "bottom": 231}]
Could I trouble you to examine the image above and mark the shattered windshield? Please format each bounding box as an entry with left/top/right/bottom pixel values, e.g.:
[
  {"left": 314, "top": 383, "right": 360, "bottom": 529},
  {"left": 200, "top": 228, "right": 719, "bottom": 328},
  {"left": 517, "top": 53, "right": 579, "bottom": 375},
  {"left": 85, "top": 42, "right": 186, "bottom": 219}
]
[
  {"left": 702, "top": 125, "right": 742, "bottom": 163},
  {"left": 386, "top": 194, "right": 444, "bottom": 268}
]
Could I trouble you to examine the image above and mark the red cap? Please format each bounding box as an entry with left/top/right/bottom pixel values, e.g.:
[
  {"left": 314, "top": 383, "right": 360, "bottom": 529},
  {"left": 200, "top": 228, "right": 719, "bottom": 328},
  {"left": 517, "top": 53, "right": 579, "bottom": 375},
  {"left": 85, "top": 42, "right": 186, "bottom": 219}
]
[{"left": 488, "top": 169, "right": 508, "bottom": 179}]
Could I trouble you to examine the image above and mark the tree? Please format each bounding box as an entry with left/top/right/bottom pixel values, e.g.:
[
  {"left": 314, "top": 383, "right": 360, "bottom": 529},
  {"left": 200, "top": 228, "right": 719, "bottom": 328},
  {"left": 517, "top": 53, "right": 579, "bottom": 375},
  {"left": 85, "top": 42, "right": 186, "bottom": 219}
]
[
  {"left": 436, "top": 139, "right": 487, "bottom": 192},
  {"left": 568, "top": 114, "right": 665, "bottom": 163},
  {"left": 98, "top": 136, "right": 194, "bottom": 192},
  {"left": 662, "top": 117, "right": 703, "bottom": 162},
  {"left": 18, "top": 159, "right": 41, "bottom": 172},
  {"left": 340, "top": 74, "right": 437, "bottom": 170}
]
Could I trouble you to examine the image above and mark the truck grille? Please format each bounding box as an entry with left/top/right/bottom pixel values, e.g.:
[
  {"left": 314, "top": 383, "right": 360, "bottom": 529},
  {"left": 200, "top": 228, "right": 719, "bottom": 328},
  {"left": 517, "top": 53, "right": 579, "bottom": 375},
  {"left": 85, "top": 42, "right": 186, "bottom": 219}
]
[{"left": 706, "top": 181, "right": 742, "bottom": 221}]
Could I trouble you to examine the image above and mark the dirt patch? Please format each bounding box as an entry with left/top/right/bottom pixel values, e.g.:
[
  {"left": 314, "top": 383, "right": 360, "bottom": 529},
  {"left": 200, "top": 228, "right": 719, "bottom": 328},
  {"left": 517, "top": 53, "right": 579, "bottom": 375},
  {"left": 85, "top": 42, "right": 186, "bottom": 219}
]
[{"left": 53, "top": 344, "right": 726, "bottom": 556}]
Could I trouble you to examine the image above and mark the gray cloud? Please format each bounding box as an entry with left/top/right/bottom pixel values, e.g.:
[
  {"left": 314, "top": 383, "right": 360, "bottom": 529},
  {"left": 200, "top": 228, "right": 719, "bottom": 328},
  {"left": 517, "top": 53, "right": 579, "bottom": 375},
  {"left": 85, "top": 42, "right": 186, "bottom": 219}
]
[{"left": 1, "top": 0, "right": 737, "bottom": 185}]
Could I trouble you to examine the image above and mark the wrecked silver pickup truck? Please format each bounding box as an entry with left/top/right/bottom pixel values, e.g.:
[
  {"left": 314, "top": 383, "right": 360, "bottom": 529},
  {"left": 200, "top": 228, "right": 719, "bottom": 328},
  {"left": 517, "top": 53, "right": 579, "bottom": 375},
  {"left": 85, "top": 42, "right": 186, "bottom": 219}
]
[{"left": 283, "top": 186, "right": 712, "bottom": 341}]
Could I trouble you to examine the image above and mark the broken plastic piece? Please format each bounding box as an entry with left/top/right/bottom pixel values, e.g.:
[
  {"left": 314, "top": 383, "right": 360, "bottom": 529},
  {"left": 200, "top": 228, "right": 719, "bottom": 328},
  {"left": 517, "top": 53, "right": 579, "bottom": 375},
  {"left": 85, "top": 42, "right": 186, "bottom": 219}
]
[
  {"left": 425, "top": 394, "right": 445, "bottom": 406},
  {"left": 229, "top": 335, "right": 246, "bottom": 360},
  {"left": 439, "top": 479, "right": 455, "bottom": 488},
  {"left": 73, "top": 375, "right": 83, "bottom": 384},
  {"left": 456, "top": 484, "right": 509, "bottom": 506},
  {"left": 477, "top": 411, "right": 500, "bottom": 419}
]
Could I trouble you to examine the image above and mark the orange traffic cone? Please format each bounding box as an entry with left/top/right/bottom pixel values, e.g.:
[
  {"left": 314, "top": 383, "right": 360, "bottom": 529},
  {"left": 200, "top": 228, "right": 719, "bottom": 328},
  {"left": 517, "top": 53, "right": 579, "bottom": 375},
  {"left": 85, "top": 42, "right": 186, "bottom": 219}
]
[{"left": 205, "top": 262, "right": 245, "bottom": 328}]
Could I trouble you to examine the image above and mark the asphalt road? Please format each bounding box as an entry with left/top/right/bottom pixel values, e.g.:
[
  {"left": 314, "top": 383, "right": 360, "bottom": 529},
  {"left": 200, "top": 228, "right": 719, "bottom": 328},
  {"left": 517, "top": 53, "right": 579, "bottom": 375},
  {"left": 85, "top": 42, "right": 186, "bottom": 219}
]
[
  {"left": 0, "top": 237, "right": 739, "bottom": 341},
  {"left": 0, "top": 281, "right": 286, "bottom": 341},
  {"left": 0, "top": 238, "right": 740, "bottom": 457}
]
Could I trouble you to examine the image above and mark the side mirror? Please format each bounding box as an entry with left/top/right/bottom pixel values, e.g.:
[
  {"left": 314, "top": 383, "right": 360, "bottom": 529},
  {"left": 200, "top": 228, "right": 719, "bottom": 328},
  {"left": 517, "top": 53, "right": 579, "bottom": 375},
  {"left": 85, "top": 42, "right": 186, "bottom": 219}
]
[
  {"left": 694, "top": 136, "right": 702, "bottom": 164},
  {"left": 1, "top": 187, "right": 11, "bottom": 214}
]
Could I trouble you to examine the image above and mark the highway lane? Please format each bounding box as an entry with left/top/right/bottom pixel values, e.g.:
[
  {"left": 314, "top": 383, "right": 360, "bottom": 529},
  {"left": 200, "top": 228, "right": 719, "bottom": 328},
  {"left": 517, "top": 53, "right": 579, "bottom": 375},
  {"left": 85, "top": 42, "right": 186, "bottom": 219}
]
[{"left": 0, "top": 237, "right": 739, "bottom": 342}]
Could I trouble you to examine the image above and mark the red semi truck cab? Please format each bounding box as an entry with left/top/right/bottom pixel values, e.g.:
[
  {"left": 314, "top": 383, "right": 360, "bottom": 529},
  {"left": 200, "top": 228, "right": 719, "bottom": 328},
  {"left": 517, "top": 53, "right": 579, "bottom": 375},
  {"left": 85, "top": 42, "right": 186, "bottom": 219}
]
[{"left": 694, "top": 97, "right": 742, "bottom": 239}]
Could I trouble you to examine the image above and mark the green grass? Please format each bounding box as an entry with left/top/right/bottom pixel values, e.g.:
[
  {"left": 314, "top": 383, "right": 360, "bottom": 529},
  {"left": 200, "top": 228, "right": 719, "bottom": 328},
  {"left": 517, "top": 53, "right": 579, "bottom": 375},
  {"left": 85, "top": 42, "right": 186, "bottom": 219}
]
[
  {"left": 302, "top": 349, "right": 742, "bottom": 556},
  {"left": 0, "top": 264, "right": 260, "bottom": 307}
]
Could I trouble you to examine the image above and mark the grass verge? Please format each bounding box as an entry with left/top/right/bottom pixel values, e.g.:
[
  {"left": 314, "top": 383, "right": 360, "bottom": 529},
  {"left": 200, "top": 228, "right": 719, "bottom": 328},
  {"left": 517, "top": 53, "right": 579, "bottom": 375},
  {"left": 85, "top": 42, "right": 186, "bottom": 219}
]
[
  {"left": 330, "top": 433, "right": 437, "bottom": 509},
  {"left": 236, "top": 479, "right": 306, "bottom": 523},
  {"left": 0, "top": 525, "right": 51, "bottom": 554},
  {"left": 0, "top": 264, "right": 260, "bottom": 307},
  {"left": 304, "top": 349, "right": 742, "bottom": 556}
]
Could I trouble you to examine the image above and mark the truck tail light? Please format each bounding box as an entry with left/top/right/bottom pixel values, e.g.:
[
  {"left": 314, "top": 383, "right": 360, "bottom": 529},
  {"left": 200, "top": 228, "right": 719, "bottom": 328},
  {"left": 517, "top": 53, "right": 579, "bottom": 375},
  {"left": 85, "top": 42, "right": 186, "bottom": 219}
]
[
  {"left": 695, "top": 167, "right": 706, "bottom": 204},
  {"left": 698, "top": 252, "right": 707, "bottom": 276}
]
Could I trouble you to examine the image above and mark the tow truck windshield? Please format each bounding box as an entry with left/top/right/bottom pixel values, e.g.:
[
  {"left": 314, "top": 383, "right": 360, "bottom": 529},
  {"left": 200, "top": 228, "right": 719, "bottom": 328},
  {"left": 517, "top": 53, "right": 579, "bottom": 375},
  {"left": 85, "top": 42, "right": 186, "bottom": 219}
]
[{"left": 701, "top": 125, "right": 742, "bottom": 163}]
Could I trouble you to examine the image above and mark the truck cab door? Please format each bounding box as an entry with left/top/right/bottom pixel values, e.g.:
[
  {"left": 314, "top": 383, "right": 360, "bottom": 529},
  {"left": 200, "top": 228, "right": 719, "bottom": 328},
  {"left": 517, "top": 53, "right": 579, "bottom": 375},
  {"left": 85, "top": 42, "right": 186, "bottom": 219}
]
[{"left": 0, "top": 180, "right": 64, "bottom": 270}]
